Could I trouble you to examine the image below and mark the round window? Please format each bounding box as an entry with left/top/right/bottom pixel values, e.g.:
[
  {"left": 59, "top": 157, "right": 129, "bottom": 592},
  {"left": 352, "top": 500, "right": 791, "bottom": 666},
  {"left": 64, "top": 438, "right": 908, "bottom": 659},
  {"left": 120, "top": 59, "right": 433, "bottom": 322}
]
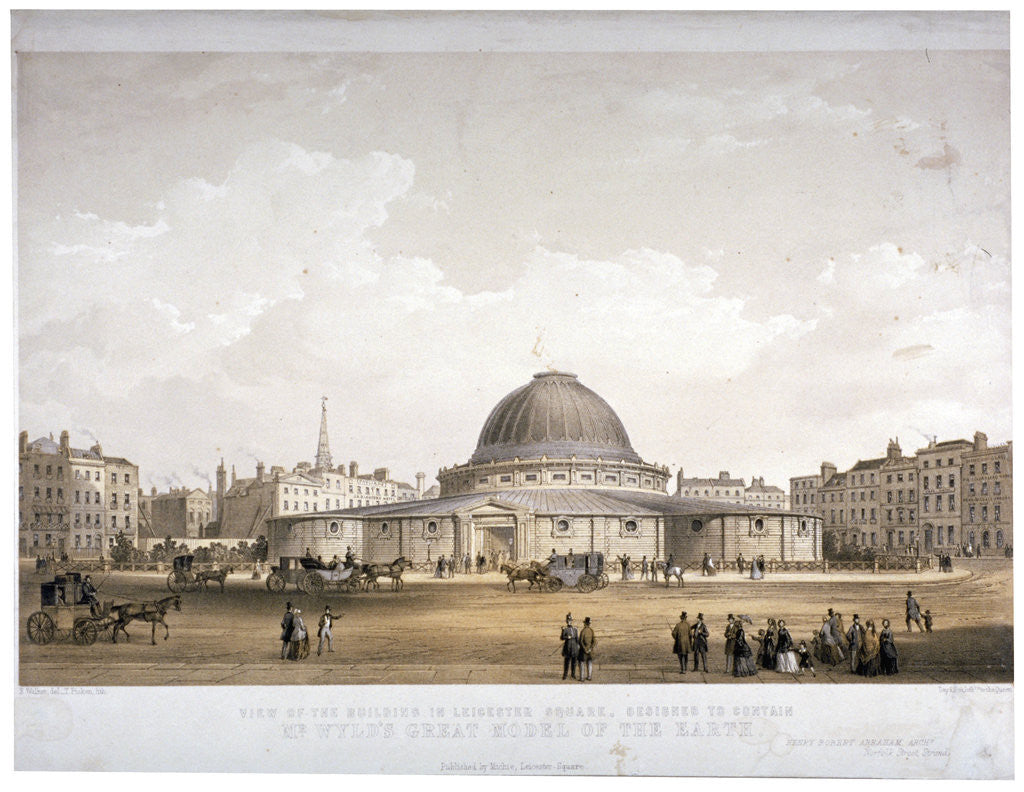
[
  {"left": 426, "top": 521, "right": 438, "bottom": 535},
  {"left": 556, "top": 519, "right": 570, "bottom": 533},
  {"left": 624, "top": 520, "right": 638, "bottom": 534},
  {"left": 753, "top": 518, "right": 765, "bottom": 534},
  {"left": 798, "top": 520, "right": 809, "bottom": 537},
  {"left": 329, "top": 521, "right": 340, "bottom": 535},
  {"left": 690, "top": 519, "right": 703, "bottom": 533},
  {"left": 380, "top": 522, "right": 391, "bottom": 537}
]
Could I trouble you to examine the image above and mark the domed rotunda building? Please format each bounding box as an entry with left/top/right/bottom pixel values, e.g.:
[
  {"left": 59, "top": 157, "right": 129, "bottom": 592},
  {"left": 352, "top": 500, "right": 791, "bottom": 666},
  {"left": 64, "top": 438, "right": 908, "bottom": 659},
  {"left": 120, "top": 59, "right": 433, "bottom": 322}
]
[{"left": 267, "top": 372, "right": 821, "bottom": 566}]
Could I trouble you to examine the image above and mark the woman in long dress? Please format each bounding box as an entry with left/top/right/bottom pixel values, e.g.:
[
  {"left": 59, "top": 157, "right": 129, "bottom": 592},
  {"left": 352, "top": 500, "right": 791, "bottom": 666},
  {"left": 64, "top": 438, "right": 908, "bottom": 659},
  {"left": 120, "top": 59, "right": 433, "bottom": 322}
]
[
  {"left": 856, "top": 620, "right": 881, "bottom": 677},
  {"left": 288, "top": 609, "right": 310, "bottom": 661},
  {"left": 819, "top": 616, "right": 844, "bottom": 665},
  {"left": 879, "top": 619, "right": 899, "bottom": 675},
  {"left": 761, "top": 618, "right": 778, "bottom": 670},
  {"left": 775, "top": 620, "right": 800, "bottom": 673},
  {"left": 732, "top": 623, "right": 759, "bottom": 677},
  {"left": 750, "top": 557, "right": 764, "bottom": 580}
]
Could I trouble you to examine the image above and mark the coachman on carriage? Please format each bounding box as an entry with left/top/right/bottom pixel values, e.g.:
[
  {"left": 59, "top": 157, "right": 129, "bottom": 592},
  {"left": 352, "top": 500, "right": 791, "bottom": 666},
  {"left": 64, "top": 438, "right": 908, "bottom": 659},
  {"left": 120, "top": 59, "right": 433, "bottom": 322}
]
[{"left": 25, "top": 572, "right": 117, "bottom": 646}]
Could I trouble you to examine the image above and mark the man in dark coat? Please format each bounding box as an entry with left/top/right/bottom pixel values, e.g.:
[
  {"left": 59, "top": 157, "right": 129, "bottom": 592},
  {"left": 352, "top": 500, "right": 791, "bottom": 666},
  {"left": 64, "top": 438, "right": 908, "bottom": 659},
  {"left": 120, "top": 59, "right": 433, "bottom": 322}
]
[
  {"left": 560, "top": 613, "right": 581, "bottom": 680},
  {"left": 672, "top": 611, "right": 693, "bottom": 673},
  {"left": 846, "top": 614, "right": 863, "bottom": 673},
  {"left": 736, "top": 554, "right": 745, "bottom": 574},
  {"left": 691, "top": 612, "right": 709, "bottom": 672},
  {"left": 280, "top": 601, "right": 294, "bottom": 660},
  {"left": 724, "top": 614, "right": 737, "bottom": 673}
]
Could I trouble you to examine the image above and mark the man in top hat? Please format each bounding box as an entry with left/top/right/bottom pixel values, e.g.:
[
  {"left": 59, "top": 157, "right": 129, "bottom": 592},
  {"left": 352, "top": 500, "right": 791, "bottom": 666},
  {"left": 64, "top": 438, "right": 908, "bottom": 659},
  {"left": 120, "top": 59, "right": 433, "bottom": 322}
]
[
  {"left": 81, "top": 574, "right": 100, "bottom": 616},
  {"left": 317, "top": 604, "right": 341, "bottom": 656},
  {"left": 280, "top": 601, "right": 294, "bottom": 660},
  {"left": 672, "top": 611, "right": 693, "bottom": 673},
  {"left": 578, "top": 617, "right": 596, "bottom": 682},
  {"left": 846, "top": 614, "right": 863, "bottom": 673},
  {"left": 724, "top": 614, "right": 737, "bottom": 673},
  {"left": 906, "top": 591, "right": 924, "bottom": 632},
  {"left": 560, "top": 613, "right": 581, "bottom": 680},
  {"left": 691, "top": 613, "right": 710, "bottom": 672}
]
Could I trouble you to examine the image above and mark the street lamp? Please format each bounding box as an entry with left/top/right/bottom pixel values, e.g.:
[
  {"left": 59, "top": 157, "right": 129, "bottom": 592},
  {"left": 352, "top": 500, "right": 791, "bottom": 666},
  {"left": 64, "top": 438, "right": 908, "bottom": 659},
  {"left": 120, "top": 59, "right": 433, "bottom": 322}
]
[
  {"left": 426, "top": 538, "right": 433, "bottom": 563},
  {"left": 508, "top": 536, "right": 514, "bottom": 562}
]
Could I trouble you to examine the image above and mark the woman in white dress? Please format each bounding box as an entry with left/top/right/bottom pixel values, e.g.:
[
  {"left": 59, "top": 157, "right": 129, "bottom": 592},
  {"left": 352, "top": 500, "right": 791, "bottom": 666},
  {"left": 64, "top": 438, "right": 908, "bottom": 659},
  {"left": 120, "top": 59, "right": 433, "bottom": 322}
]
[
  {"left": 749, "top": 557, "right": 764, "bottom": 580},
  {"left": 774, "top": 619, "right": 800, "bottom": 673}
]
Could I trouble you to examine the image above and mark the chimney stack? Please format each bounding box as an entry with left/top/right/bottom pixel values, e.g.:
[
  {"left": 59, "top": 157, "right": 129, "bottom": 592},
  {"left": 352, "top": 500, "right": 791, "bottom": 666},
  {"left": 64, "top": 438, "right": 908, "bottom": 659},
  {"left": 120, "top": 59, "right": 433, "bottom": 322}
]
[
  {"left": 349, "top": 461, "right": 359, "bottom": 478},
  {"left": 416, "top": 472, "right": 425, "bottom": 498},
  {"left": 19, "top": 430, "right": 27, "bottom": 454}
]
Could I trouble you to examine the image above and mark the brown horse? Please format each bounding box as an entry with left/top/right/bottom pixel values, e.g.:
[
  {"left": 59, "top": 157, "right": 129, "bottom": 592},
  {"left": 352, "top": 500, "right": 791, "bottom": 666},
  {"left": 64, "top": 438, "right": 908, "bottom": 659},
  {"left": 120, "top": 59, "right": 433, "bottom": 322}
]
[
  {"left": 195, "top": 566, "right": 234, "bottom": 592},
  {"left": 501, "top": 562, "right": 546, "bottom": 592},
  {"left": 110, "top": 595, "right": 182, "bottom": 644},
  {"left": 362, "top": 557, "right": 411, "bottom": 591}
]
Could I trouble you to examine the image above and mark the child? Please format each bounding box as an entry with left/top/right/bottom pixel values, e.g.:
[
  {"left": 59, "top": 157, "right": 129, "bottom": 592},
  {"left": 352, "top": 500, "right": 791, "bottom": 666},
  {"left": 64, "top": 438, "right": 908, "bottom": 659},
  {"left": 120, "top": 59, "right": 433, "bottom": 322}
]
[
  {"left": 923, "top": 610, "right": 933, "bottom": 633},
  {"left": 797, "top": 640, "right": 816, "bottom": 677}
]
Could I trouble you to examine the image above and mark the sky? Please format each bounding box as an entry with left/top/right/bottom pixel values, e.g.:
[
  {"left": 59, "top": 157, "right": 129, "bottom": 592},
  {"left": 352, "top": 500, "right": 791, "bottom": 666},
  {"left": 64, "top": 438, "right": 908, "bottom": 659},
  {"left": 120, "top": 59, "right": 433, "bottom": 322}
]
[{"left": 14, "top": 12, "right": 1011, "bottom": 494}]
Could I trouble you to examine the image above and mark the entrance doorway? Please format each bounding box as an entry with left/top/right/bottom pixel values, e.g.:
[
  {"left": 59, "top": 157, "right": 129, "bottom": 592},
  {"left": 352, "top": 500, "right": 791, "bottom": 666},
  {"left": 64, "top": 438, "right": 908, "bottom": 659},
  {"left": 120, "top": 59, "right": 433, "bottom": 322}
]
[{"left": 473, "top": 516, "right": 517, "bottom": 562}]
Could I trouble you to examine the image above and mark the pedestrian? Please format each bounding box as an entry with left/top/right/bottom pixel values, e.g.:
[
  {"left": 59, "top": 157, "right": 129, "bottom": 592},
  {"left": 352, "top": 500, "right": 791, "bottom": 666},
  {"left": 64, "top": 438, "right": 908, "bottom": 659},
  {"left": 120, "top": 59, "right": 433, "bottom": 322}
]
[
  {"left": 280, "top": 601, "right": 294, "bottom": 660},
  {"left": 578, "top": 617, "right": 596, "bottom": 682},
  {"left": 345, "top": 546, "right": 355, "bottom": 567},
  {"left": 289, "top": 609, "right": 309, "bottom": 661},
  {"left": 796, "top": 640, "right": 816, "bottom": 677},
  {"left": 879, "top": 619, "right": 899, "bottom": 675},
  {"left": 906, "top": 590, "right": 924, "bottom": 632},
  {"left": 736, "top": 553, "right": 745, "bottom": 574},
  {"left": 463, "top": 553, "right": 471, "bottom": 574},
  {"left": 774, "top": 620, "right": 799, "bottom": 673},
  {"left": 701, "top": 553, "right": 710, "bottom": 576},
  {"left": 923, "top": 610, "right": 933, "bottom": 633},
  {"left": 560, "top": 613, "right": 581, "bottom": 680},
  {"left": 819, "top": 616, "right": 843, "bottom": 666},
  {"left": 252, "top": 559, "right": 262, "bottom": 580},
  {"left": 855, "top": 620, "right": 881, "bottom": 677},
  {"left": 691, "top": 613, "right": 709, "bottom": 672},
  {"left": 732, "top": 619, "right": 758, "bottom": 677},
  {"left": 846, "top": 614, "right": 863, "bottom": 673},
  {"left": 827, "top": 609, "right": 846, "bottom": 662},
  {"left": 317, "top": 605, "right": 340, "bottom": 656},
  {"left": 671, "top": 611, "right": 693, "bottom": 674},
  {"left": 723, "top": 614, "right": 737, "bottom": 674},
  {"left": 434, "top": 555, "right": 446, "bottom": 578},
  {"left": 761, "top": 618, "right": 778, "bottom": 670}
]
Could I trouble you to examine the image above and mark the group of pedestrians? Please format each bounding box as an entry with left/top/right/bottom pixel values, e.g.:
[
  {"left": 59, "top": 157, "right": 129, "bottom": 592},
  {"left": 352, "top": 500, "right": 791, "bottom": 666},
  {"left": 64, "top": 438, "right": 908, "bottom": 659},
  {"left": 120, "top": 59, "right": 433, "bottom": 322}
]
[
  {"left": 559, "top": 613, "right": 597, "bottom": 681},
  {"left": 279, "top": 601, "right": 342, "bottom": 661},
  {"left": 814, "top": 607, "right": 900, "bottom": 677}
]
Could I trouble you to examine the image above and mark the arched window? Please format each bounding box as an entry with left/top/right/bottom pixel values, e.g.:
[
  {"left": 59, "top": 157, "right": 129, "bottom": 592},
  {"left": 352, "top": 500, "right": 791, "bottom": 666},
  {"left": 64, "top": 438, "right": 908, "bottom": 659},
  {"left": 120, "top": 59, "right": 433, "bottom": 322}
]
[
  {"left": 996, "top": 530, "right": 1004, "bottom": 548},
  {"left": 426, "top": 521, "right": 439, "bottom": 536},
  {"left": 983, "top": 531, "right": 990, "bottom": 548},
  {"left": 380, "top": 521, "right": 391, "bottom": 537}
]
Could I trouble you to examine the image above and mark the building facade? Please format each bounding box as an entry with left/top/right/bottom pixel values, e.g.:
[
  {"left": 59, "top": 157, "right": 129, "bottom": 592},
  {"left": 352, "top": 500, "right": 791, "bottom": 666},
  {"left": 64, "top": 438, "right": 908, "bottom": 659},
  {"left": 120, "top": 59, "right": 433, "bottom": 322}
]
[
  {"left": 18, "top": 430, "right": 139, "bottom": 557},
  {"left": 268, "top": 371, "right": 823, "bottom": 566},
  {"left": 213, "top": 401, "right": 422, "bottom": 541},
  {"left": 792, "top": 431, "right": 1012, "bottom": 555},
  {"left": 674, "top": 470, "right": 745, "bottom": 504}
]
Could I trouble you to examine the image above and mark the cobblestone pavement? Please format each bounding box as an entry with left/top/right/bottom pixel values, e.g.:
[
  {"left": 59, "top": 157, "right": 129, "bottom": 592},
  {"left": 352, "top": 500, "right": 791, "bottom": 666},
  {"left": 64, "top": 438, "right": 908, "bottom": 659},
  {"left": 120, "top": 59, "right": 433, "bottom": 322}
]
[{"left": 18, "top": 558, "right": 1012, "bottom": 686}]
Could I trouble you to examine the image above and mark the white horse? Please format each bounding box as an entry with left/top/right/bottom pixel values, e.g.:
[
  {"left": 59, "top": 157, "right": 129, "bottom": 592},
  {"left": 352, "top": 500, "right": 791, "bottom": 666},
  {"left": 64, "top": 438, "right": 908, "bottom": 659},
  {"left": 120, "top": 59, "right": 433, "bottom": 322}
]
[{"left": 655, "top": 560, "right": 684, "bottom": 588}]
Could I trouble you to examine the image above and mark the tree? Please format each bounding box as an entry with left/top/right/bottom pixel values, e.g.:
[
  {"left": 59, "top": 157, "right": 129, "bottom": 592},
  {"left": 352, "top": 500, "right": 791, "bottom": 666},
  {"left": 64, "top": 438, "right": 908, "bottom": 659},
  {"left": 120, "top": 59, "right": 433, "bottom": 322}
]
[
  {"left": 252, "top": 535, "right": 268, "bottom": 562},
  {"left": 110, "top": 531, "right": 135, "bottom": 563}
]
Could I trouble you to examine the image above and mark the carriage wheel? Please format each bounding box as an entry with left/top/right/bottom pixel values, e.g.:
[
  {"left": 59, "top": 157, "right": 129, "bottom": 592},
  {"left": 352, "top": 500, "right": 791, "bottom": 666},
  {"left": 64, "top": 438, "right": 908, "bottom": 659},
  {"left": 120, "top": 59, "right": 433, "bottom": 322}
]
[
  {"left": 545, "top": 577, "right": 564, "bottom": 593},
  {"left": 27, "top": 611, "right": 55, "bottom": 645},
  {"left": 600, "top": 573, "right": 609, "bottom": 588},
  {"left": 184, "top": 572, "right": 198, "bottom": 593},
  {"left": 167, "top": 570, "right": 187, "bottom": 593},
  {"left": 576, "top": 574, "right": 598, "bottom": 594},
  {"left": 344, "top": 578, "right": 360, "bottom": 593},
  {"left": 73, "top": 619, "right": 99, "bottom": 646},
  {"left": 303, "top": 572, "right": 325, "bottom": 597},
  {"left": 266, "top": 573, "right": 286, "bottom": 592}
]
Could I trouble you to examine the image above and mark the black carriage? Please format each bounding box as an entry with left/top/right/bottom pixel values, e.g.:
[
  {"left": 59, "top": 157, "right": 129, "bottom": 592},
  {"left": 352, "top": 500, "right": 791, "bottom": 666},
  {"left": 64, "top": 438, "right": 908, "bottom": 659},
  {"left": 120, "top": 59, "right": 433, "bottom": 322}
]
[
  {"left": 25, "top": 572, "right": 116, "bottom": 646},
  {"left": 167, "top": 554, "right": 198, "bottom": 593},
  {"left": 266, "top": 556, "right": 312, "bottom": 592},
  {"left": 544, "top": 552, "right": 605, "bottom": 593}
]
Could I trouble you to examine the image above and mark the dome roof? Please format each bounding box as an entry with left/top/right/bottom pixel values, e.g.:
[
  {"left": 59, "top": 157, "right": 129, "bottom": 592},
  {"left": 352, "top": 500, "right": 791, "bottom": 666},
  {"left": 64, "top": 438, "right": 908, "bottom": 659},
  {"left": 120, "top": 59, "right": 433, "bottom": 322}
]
[{"left": 470, "top": 372, "right": 641, "bottom": 465}]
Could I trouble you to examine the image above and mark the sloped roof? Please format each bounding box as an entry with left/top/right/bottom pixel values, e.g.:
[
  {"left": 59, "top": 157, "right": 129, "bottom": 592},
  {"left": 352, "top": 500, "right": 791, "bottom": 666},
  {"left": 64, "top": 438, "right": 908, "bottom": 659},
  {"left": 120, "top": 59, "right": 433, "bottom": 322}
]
[{"left": 849, "top": 457, "right": 886, "bottom": 471}]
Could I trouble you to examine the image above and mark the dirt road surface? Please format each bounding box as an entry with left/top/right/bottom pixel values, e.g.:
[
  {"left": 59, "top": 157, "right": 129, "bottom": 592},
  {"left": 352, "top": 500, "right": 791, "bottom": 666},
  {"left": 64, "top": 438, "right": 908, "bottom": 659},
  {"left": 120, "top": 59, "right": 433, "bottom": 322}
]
[{"left": 18, "top": 558, "right": 1012, "bottom": 685}]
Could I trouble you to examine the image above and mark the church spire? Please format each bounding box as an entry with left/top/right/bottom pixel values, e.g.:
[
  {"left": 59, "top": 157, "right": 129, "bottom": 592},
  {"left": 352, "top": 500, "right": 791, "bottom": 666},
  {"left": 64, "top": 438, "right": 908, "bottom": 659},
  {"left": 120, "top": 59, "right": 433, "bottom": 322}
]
[{"left": 315, "top": 396, "right": 333, "bottom": 470}]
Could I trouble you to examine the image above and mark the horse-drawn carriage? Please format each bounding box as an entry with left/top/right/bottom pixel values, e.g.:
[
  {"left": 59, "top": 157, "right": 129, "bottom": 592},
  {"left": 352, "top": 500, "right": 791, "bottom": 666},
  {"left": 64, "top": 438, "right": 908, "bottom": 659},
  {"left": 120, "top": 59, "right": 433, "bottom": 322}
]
[
  {"left": 167, "top": 554, "right": 198, "bottom": 593},
  {"left": 294, "top": 556, "right": 362, "bottom": 595},
  {"left": 25, "top": 572, "right": 117, "bottom": 645},
  {"left": 503, "top": 552, "right": 607, "bottom": 593}
]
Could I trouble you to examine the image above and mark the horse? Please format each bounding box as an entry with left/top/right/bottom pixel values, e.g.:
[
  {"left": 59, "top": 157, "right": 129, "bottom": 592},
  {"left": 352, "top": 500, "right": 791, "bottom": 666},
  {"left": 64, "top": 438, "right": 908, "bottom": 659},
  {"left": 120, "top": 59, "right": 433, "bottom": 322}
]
[
  {"left": 655, "top": 560, "right": 684, "bottom": 588},
  {"left": 362, "top": 557, "right": 411, "bottom": 591},
  {"left": 500, "top": 562, "right": 546, "bottom": 592},
  {"left": 195, "top": 566, "right": 234, "bottom": 593},
  {"left": 109, "top": 595, "right": 182, "bottom": 644}
]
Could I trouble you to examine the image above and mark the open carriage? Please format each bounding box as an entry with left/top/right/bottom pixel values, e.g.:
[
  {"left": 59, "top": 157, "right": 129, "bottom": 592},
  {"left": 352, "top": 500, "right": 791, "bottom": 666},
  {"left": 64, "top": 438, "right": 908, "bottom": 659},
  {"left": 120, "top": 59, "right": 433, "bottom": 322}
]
[
  {"left": 166, "top": 554, "right": 199, "bottom": 593},
  {"left": 25, "top": 572, "right": 117, "bottom": 646},
  {"left": 295, "top": 556, "right": 362, "bottom": 595}
]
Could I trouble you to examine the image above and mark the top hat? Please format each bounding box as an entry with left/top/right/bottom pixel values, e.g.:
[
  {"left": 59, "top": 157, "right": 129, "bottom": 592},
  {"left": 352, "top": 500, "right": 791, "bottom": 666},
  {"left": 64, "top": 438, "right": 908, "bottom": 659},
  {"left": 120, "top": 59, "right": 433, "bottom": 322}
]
[
  {"left": 565, "top": 613, "right": 573, "bottom": 622},
  {"left": 583, "top": 617, "right": 591, "bottom": 625}
]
